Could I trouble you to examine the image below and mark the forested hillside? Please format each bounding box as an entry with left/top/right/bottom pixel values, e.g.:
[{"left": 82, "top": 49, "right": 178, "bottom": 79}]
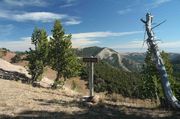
[
  {"left": 78, "top": 46, "right": 180, "bottom": 102},
  {"left": 75, "top": 46, "right": 180, "bottom": 73},
  {"left": 81, "top": 61, "right": 141, "bottom": 98}
]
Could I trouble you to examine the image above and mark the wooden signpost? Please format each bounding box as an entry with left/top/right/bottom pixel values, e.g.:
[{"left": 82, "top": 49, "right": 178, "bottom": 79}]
[
  {"left": 83, "top": 56, "right": 98, "bottom": 97},
  {"left": 83, "top": 57, "right": 98, "bottom": 62}
]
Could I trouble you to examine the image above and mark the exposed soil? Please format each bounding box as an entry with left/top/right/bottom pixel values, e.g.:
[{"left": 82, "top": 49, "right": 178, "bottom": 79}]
[{"left": 2, "top": 51, "right": 16, "bottom": 62}]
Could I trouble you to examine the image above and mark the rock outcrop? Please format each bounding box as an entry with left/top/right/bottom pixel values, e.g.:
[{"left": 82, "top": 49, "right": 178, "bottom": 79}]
[{"left": 0, "top": 58, "right": 30, "bottom": 82}]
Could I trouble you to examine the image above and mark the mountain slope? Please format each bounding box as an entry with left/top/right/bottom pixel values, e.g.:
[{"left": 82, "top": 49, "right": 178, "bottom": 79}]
[
  {"left": 96, "top": 48, "right": 130, "bottom": 71},
  {"left": 75, "top": 46, "right": 180, "bottom": 73},
  {"left": 75, "top": 46, "right": 143, "bottom": 72}
]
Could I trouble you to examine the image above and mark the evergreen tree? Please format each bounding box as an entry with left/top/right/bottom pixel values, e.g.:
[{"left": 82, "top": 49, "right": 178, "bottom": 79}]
[
  {"left": 31, "top": 27, "right": 41, "bottom": 48},
  {"left": 27, "top": 28, "right": 49, "bottom": 82},
  {"left": 49, "top": 20, "right": 80, "bottom": 87},
  {"left": 140, "top": 48, "right": 177, "bottom": 101},
  {"left": 140, "top": 48, "right": 159, "bottom": 99}
]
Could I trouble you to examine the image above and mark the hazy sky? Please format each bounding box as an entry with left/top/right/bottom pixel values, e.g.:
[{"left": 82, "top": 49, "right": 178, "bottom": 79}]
[{"left": 0, "top": 0, "right": 180, "bottom": 52}]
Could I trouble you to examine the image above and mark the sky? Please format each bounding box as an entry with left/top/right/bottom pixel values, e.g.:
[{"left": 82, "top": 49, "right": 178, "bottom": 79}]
[{"left": 0, "top": 0, "right": 180, "bottom": 53}]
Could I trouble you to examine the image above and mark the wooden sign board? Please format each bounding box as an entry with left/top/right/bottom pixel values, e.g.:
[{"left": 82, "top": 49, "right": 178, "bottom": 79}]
[{"left": 83, "top": 57, "right": 98, "bottom": 62}]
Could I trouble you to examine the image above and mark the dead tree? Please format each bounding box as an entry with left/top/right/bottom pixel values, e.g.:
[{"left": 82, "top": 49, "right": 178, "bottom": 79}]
[{"left": 141, "top": 13, "right": 180, "bottom": 109}]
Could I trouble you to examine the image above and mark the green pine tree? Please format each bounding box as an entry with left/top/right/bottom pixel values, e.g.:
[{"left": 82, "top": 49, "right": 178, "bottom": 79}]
[
  {"left": 27, "top": 28, "right": 49, "bottom": 82},
  {"left": 140, "top": 48, "right": 159, "bottom": 99},
  {"left": 49, "top": 20, "right": 80, "bottom": 88},
  {"left": 140, "top": 48, "right": 178, "bottom": 102}
]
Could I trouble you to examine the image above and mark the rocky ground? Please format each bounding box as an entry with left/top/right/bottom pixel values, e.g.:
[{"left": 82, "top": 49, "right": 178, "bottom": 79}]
[{"left": 0, "top": 79, "right": 180, "bottom": 119}]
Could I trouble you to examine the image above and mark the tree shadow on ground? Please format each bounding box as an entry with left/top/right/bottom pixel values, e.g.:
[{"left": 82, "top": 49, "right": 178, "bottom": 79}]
[
  {"left": 41, "top": 90, "right": 81, "bottom": 99},
  {"left": 1, "top": 98, "right": 180, "bottom": 119}
]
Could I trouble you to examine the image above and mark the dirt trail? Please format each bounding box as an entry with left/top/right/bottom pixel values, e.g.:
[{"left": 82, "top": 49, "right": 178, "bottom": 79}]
[{"left": 0, "top": 79, "right": 179, "bottom": 119}]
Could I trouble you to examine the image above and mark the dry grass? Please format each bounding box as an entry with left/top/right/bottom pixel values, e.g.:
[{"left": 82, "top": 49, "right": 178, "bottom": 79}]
[
  {"left": 0, "top": 79, "right": 179, "bottom": 119},
  {"left": 0, "top": 79, "right": 83, "bottom": 117},
  {"left": 104, "top": 93, "right": 160, "bottom": 108},
  {"left": 65, "top": 77, "right": 88, "bottom": 95}
]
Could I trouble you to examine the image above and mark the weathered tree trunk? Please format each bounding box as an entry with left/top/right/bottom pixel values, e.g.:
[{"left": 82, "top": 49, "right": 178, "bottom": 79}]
[
  {"left": 55, "top": 71, "right": 61, "bottom": 82},
  {"left": 52, "top": 71, "right": 62, "bottom": 89},
  {"left": 141, "top": 13, "right": 180, "bottom": 109}
]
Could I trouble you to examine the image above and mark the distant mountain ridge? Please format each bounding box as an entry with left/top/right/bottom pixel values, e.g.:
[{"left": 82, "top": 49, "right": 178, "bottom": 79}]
[
  {"left": 75, "top": 46, "right": 180, "bottom": 72},
  {"left": 75, "top": 46, "right": 143, "bottom": 72}
]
